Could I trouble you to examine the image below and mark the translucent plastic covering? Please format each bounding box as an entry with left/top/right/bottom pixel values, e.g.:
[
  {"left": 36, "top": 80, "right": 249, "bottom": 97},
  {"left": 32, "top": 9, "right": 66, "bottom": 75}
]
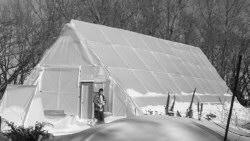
[
  {"left": 113, "top": 45, "right": 147, "bottom": 70},
  {"left": 108, "top": 68, "right": 147, "bottom": 94},
  {"left": 24, "top": 92, "right": 44, "bottom": 127},
  {"left": 39, "top": 31, "right": 97, "bottom": 66},
  {"left": 2, "top": 86, "right": 34, "bottom": 109},
  {"left": 100, "top": 26, "right": 130, "bottom": 46},
  {"left": 183, "top": 76, "right": 205, "bottom": 94},
  {"left": 1, "top": 20, "right": 232, "bottom": 124},
  {"left": 171, "top": 74, "right": 193, "bottom": 93},
  {"left": 70, "top": 20, "right": 230, "bottom": 104},
  {"left": 157, "top": 39, "right": 176, "bottom": 56},
  {"left": 88, "top": 43, "right": 127, "bottom": 68},
  {"left": 112, "top": 84, "right": 127, "bottom": 116},
  {"left": 80, "top": 65, "right": 107, "bottom": 81},
  {"left": 135, "top": 49, "right": 165, "bottom": 72},
  {"left": 24, "top": 68, "right": 41, "bottom": 85},
  {"left": 20, "top": 20, "right": 231, "bottom": 118},
  {"left": 0, "top": 85, "right": 44, "bottom": 127},
  {"left": 110, "top": 79, "right": 142, "bottom": 116},
  {"left": 73, "top": 20, "right": 109, "bottom": 44},
  {"left": 121, "top": 30, "right": 150, "bottom": 50},
  {"left": 40, "top": 68, "right": 79, "bottom": 115},
  {"left": 154, "top": 73, "right": 181, "bottom": 93},
  {"left": 133, "top": 70, "right": 165, "bottom": 93},
  {"left": 142, "top": 36, "right": 163, "bottom": 53}
]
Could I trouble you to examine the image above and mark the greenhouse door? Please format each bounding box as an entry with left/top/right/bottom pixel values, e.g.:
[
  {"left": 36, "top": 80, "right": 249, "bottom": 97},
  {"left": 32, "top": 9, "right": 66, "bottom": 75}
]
[{"left": 79, "top": 82, "right": 94, "bottom": 119}]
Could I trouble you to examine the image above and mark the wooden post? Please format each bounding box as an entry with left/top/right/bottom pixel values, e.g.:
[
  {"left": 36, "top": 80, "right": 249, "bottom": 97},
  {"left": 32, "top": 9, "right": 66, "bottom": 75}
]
[
  {"left": 224, "top": 55, "right": 242, "bottom": 141},
  {"left": 165, "top": 93, "right": 170, "bottom": 115},
  {"left": 186, "top": 88, "right": 196, "bottom": 118},
  {"left": 170, "top": 95, "right": 176, "bottom": 112},
  {"left": 197, "top": 102, "right": 200, "bottom": 112},
  {"left": 197, "top": 102, "right": 200, "bottom": 120},
  {"left": 79, "top": 83, "right": 82, "bottom": 118},
  {"left": 189, "top": 88, "right": 196, "bottom": 110},
  {"left": 200, "top": 103, "right": 203, "bottom": 120},
  {"left": 176, "top": 110, "right": 182, "bottom": 117},
  {"left": 0, "top": 116, "right": 1, "bottom": 132}
]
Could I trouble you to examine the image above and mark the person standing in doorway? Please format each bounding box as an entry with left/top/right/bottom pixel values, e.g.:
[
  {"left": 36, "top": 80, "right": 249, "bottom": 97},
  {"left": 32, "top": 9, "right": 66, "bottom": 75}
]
[{"left": 93, "top": 88, "right": 106, "bottom": 123}]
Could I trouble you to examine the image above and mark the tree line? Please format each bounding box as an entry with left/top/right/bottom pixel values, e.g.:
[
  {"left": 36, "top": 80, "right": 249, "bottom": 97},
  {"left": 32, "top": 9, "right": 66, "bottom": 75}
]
[{"left": 0, "top": 0, "right": 249, "bottom": 106}]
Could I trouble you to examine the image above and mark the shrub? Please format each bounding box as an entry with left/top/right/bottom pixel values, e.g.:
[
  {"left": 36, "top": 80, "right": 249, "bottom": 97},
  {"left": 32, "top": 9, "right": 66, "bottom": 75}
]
[
  {"left": 3, "top": 121, "right": 53, "bottom": 141},
  {"left": 205, "top": 113, "right": 217, "bottom": 121}
]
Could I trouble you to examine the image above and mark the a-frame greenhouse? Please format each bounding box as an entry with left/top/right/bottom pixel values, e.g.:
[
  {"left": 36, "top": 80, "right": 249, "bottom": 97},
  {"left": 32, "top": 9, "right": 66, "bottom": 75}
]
[{"left": 0, "top": 20, "right": 231, "bottom": 127}]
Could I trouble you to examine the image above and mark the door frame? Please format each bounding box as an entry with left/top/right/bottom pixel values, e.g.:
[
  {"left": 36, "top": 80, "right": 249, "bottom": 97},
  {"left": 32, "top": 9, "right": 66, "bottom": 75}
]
[
  {"left": 79, "top": 80, "right": 110, "bottom": 119},
  {"left": 79, "top": 81, "right": 94, "bottom": 119}
]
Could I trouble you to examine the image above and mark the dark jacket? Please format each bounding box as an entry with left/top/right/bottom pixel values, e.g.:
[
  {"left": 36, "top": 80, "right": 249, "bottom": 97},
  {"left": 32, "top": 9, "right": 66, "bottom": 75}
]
[{"left": 93, "top": 93, "right": 106, "bottom": 111}]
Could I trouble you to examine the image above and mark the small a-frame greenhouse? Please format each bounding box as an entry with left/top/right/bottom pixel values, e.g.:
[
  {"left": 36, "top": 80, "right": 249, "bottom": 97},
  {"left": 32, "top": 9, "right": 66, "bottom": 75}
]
[{"left": 0, "top": 20, "right": 231, "bottom": 126}]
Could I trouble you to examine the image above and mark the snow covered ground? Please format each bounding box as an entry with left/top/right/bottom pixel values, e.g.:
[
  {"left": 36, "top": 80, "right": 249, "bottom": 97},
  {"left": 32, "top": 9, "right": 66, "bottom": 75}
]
[
  {"left": 38, "top": 101, "right": 250, "bottom": 136},
  {"left": 43, "top": 115, "right": 125, "bottom": 136},
  {"left": 1, "top": 101, "right": 248, "bottom": 136},
  {"left": 54, "top": 115, "right": 250, "bottom": 141},
  {"left": 141, "top": 101, "right": 250, "bottom": 129},
  {"left": 43, "top": 116, "right": 91, "bottom": 136}
]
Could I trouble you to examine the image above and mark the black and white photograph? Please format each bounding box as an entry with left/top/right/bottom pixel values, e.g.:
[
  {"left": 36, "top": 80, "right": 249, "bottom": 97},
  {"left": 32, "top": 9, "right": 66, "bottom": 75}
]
[{"left": 0, "top": 0, "right": 249, "bottom": 141}]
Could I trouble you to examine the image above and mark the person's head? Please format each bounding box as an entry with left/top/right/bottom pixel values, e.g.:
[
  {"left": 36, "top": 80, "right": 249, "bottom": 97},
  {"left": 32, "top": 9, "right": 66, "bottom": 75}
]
[{"left": 99, "top": 88, "right": 104, "bottom": 95}]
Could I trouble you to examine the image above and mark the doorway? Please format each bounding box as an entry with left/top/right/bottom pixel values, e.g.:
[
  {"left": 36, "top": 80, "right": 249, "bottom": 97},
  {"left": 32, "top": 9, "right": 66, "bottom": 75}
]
[
  {"left": 79, "top": 80, "right": 111, "bottom": 119},
  {"left": 93, "top": 81, "right": 112, "bottom": 113},
  {"left": 79, "top": 82, "right": 94, "bottom": 119}
]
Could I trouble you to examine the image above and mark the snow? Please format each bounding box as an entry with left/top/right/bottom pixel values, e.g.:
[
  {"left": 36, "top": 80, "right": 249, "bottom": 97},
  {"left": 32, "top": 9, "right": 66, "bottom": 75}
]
[
  {"left": 127, "top": 89, "right": 166, "bottom": 97},
  {"left": 43, "top": 115, "right": 125, "bottom": 136},
  {"left": 141, "top": 101, "right": 250, "bottom": 130},
  {"left": 0, "top": 107, "right": 125, "bottom": 136},
  {"left": 105, "top": 116, "right": 125, "bottom": 123},
  {"left": 0, "top": 106, "right": 26, "bottom": 126},
  {"left": 44, "top": 115, "right": 91, "bottom": 136}
]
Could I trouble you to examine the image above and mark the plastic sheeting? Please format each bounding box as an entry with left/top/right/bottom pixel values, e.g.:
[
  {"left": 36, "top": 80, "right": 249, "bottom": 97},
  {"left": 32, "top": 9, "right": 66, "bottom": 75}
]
[
  {"left": 40, "top": 67, "right": 79, "bottom": 115},
  {"left": 39, "top": 27, "right": 98, "bottom": 67},
  {"left": 0, "top": 85, "right": 45, "bottom": 127},
  {"left": 108, "top": 68, "right": 147, "bottom": 94},
  {"left": 18, "top": 20, "right": 231, "bottom": 119},
  {"left": 72, "top": 20, "right": 229, "bottom": 100}
]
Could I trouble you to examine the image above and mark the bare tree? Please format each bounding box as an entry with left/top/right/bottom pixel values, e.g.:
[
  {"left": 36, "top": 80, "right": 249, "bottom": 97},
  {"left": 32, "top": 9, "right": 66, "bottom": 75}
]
[
  {"left": 0, "top": 0, "right": 249, "bottom": 106},
  {"left": 192, "top": 0, "right": 250, "bottom": 106}
]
